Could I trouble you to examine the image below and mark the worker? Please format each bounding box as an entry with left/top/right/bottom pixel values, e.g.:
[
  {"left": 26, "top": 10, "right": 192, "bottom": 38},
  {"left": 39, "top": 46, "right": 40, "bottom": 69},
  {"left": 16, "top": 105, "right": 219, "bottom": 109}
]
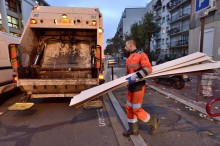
[{"left": 123, "top": 39, "right": 160, "bottom": 137}]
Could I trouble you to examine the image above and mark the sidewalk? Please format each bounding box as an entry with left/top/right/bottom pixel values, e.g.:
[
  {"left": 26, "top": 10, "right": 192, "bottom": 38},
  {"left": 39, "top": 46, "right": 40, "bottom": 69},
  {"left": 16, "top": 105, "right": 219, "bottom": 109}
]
[{"left": 147, "top": 73, "right": 220, "bottom": 122}]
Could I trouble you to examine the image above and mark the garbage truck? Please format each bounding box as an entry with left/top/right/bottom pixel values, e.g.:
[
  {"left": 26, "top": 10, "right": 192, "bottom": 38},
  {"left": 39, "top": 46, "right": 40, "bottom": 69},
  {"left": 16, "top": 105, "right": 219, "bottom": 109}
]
[{"left": 9, "top": 6, "right": 105, "bottom": 100}]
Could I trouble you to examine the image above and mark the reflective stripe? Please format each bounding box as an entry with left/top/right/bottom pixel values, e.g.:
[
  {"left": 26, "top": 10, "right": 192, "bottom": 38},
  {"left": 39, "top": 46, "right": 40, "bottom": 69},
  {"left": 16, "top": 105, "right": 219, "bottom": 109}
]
[
  {"left": 126, "top": 101, "right": 142, "bottom": 108},
  {"left": 127, "top": 64, "right": 141, "bottom": 68},
  {"left": 127, "top": 118, "right": 138, "bottom": 123},
  {"left": 143, "top": 67, "right": 151, "bottom": 74},
  {"left": 143, "top": 114, "right": 151, "bottom": 123},
  {"left": 137, "top": 67, "right": 151, "bottom": 79},
  {"left": 139, "top": 70, "right": 146, "bottom": 78}
]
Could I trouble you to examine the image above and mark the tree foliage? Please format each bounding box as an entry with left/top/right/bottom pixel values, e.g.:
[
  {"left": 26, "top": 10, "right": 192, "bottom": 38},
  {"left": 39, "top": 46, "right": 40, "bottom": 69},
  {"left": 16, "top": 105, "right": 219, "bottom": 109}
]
[
  {"left": 126, "top": 12, "right": 160, "bottom": 62},
  {"left": 105, "top": 12, "right": 160, "bottom": 61},
  {"left": 104, "top": 36, "right": 125, "bottom": 55},
  {"left": 127, "top": 12, "right": 160, "bottom": 52}
]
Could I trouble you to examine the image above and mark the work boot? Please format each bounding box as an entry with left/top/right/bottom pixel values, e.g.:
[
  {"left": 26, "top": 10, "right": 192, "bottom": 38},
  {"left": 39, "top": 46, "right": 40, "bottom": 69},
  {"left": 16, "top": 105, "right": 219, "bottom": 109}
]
[
  {"left": 123, "top": 122, "right": 140, "bottom": 137},
  {"left": 146, "top": 116, "right": 160, "bottom": 135}
]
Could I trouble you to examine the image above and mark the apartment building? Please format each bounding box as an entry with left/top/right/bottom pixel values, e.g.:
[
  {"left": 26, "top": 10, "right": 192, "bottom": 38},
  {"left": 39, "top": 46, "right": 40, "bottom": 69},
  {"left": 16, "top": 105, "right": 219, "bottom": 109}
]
[
  {"left": 151, "top": 0, "right": 171, "bottom": 54},
  {"left": 0, "top": 0, "right": 49, "bottom": 36},
  {"left": 189, "top": 0, "right": 220, "bottom": 60},
  {"left": 116, "top": 8, "right": 146, "bottom": 39},
  {"left": 149, "top": 0, "right": 191, "bottom": 59},
  {"left": 167, "top": 0, "right": 191, "bottom": 56}
]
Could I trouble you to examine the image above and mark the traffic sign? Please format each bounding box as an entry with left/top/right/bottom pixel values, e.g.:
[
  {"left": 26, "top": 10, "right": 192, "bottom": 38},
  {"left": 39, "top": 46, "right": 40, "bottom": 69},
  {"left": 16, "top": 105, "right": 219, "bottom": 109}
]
[{"left": 195, "top": 0, "right": 210, "bottom": 13}]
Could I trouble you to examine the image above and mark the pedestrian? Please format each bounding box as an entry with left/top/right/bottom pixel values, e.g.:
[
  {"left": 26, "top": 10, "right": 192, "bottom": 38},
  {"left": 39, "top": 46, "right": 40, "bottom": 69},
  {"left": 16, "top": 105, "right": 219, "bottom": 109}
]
[{"left": 123, "top": 39, "right": 160, "bottom": 137}]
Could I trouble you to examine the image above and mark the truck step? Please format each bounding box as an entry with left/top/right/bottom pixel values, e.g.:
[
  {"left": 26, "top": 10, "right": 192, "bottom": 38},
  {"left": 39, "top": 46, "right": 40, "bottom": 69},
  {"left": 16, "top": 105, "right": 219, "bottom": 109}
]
[{"left": 8, "top": 102, "right": 34, "bottom": 111}]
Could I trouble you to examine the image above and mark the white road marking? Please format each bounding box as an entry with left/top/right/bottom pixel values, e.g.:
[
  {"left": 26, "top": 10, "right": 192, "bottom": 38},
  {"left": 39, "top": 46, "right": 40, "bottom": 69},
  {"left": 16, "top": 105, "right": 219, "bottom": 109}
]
[{"left": 97, "top": 109, "right": 106, "bottom": 127}]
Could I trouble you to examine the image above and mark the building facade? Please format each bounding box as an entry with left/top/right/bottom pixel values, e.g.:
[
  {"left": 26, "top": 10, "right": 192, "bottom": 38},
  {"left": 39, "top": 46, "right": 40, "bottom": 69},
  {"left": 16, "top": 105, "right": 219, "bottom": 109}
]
[
  {"left": 148, "top": 0, "right": 192, "bottom": 59},
  {"left": 116, "top": 8, "right": 146, "bottom": 39},
  {"left": 0, "top": 0, "right": 49, "bottom": 36},
  {"left": 167, "top": 0, "right": 191, "bottom": 56},
  {"left": 189, "top": 0, "right": 220, "bottom": 61}
]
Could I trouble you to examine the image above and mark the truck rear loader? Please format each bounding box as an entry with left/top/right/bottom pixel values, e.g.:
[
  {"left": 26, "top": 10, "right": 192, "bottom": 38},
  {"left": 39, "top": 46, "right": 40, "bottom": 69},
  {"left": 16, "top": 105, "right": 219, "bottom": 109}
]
[{"left": 9, "top": 6, "right": 105, "bottom": 99}]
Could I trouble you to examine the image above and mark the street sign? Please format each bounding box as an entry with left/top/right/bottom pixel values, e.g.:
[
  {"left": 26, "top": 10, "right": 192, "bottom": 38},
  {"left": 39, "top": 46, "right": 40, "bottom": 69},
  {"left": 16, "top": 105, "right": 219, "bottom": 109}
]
[{"left": 195, "top": 0, "right": 210, "bottom": 13}]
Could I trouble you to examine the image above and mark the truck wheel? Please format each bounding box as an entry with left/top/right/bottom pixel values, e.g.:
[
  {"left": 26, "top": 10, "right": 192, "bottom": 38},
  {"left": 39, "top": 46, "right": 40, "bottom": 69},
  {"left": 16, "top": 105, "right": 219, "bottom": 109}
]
[{"left": 172, "top": 77, "right": 185, "bottom": 90}]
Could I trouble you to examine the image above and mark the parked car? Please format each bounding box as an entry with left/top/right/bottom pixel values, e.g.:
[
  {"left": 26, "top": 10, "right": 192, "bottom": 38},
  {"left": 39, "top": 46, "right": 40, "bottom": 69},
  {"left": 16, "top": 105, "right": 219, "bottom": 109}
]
[
  {"left": 154, "top": 53, "right": 191, "bottom": 90},
  {"left": 107, "top": 57, "right": 117, "bottom": 67}
]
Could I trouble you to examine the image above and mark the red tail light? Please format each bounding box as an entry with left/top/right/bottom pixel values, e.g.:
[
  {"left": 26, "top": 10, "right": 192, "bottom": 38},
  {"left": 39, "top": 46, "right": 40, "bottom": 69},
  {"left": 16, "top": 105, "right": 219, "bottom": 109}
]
[{"left": 13, "top": 75, "right": 17, "bottom": 83}]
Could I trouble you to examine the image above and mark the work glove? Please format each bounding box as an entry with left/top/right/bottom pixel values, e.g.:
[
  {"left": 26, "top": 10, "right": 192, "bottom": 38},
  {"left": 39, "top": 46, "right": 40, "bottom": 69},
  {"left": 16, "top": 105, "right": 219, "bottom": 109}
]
[{"left": 126, "top": 73, "right": 137, "bottom": 85}]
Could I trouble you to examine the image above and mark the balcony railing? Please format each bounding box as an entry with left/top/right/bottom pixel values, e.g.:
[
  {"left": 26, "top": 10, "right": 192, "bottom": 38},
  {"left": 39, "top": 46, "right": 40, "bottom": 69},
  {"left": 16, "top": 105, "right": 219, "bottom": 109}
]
[
  {"left": 153, "top": 44, "right": 161, "bottom": 49},
  {"left": 154, "top": 15, "right": 161, "bottom": 20},
  {"left": 170, "top": 39, "right": 188, "bottom": 47},
  {"left": 170, "top": 8, "right": 191, "bottom": 23},
  {"left": 155, "top": 33, "right": 161, "bottom": 40},
  {"left": 154, "top": 0, "right": 162, "bottom": 11},
  {"left": 167, "top": 0, "right": 189, "bottom": 11},
  {"left": 167, "top": 24, "right": 189, "bottom": 35}
]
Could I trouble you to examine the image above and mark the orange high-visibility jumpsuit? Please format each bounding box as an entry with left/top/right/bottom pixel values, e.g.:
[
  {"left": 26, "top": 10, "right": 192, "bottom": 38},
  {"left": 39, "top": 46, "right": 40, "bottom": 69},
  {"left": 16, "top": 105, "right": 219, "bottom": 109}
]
[{"left": 126, "top": 49, "right": 152, "bottom": 123}]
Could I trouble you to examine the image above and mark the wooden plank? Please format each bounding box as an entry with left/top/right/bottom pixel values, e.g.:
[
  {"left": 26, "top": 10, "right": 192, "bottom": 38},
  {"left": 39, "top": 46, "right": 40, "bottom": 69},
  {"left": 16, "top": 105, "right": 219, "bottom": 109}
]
[
  {"left": 69, "top": 52, "right": 220, "bottom": 107},
  {"left": 152, "top": 56, "right": 211, "bottom": 74},
  {"left": 72, "top": 82, "right": 127, "bottom": 107},
  {"left": 152, "top": 52, "right": 206, "bottom": 73},
  {"left": 148, "top": 61, "right": 220, "bottom": 78}
]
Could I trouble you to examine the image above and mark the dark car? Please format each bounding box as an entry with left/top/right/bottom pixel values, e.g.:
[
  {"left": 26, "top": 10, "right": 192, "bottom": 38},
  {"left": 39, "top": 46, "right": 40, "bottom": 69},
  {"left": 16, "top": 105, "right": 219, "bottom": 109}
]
[{"left": 154, "top": 53, "right": 191, "bottom": 89}]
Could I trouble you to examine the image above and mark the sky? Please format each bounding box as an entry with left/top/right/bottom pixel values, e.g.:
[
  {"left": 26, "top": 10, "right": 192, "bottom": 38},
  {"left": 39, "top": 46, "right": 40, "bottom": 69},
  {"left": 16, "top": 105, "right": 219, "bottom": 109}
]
[{"left": 45, "top": 0, "right": 149, "bottom": 47}]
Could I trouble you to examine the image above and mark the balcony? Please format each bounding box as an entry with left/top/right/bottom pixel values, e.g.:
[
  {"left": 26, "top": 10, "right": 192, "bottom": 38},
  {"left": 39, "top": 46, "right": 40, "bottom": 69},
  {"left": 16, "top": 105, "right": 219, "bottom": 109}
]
[
  {"left": 154, "top": 0, "right": 162, "bottom": 11},
  {"left": 170, "top": 8, "right": 191, "bottom": 24},
  {"left": 154, "top": 33, "right": 161, "bottom": 40},
  {"left": 167, "top": 24, "right": 189, "bottom": 36},
  {"left": 153, "top": 15, "right": 161, "bottom": 21},
  {"left": 170, "top": 39, "right": 188, "bottom": 48},
  {"left": 167, "top": 0, "right": 190, "bottom": 12},
  {"left": 153, "top": 44, "right": 161, "bottom": 49}
]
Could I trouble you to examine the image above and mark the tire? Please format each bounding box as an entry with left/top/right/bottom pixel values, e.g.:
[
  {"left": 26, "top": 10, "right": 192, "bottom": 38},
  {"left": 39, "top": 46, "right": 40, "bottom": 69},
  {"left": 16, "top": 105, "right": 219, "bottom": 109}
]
[
  {"left": 171, "top": 77, "right": 185, "bottom": 90},
  {"left": 154, "top": 78, "right": 160, "bottom": 83}
]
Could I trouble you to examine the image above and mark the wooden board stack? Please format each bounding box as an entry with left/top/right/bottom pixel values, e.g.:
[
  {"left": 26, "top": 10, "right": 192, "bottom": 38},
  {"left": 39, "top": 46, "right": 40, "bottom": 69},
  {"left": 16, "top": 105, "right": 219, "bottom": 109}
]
[{"left": 70, "top": 52, "right": 220, "bottom": 107}]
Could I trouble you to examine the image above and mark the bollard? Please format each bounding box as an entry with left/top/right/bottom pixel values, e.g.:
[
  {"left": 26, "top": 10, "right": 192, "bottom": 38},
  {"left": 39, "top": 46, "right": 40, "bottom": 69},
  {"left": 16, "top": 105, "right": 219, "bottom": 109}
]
[{"left": 111, "top": 66, "right": 114, "bottom": 80}]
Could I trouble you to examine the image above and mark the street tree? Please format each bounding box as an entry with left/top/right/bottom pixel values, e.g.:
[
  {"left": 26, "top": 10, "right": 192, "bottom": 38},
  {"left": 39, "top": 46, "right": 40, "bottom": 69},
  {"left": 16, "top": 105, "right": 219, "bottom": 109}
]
[{"left": 127, "top": 12, "right": 160, "bottom": 62}]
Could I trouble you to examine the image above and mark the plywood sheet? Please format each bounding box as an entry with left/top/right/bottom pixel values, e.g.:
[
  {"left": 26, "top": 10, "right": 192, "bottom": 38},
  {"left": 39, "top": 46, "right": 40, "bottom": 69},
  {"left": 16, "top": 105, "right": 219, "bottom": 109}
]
[
  {"left": 152, "top": 56, "right": 211, "bottom": 74},
  {"left": 69, "top": 52, "right": 219, "bottom": 107},
  {"left": 152, "top": 52, "right": 206, "bottom": 73}
]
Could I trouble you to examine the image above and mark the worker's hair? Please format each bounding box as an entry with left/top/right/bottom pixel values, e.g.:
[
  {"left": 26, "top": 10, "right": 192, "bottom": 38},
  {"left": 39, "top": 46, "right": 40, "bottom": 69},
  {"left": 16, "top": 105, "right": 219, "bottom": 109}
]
[{"left": 127, "top": 39, "right": 136, "bottom": 47}]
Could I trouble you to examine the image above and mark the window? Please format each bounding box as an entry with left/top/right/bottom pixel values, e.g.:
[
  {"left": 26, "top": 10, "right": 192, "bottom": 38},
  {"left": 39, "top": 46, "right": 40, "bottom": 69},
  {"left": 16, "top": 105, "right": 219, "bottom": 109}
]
[
  {"left": 162, "top": 28, "right": 166, "bottom": 33},
  {"left": 213, "top": 0, "right": 216, "bottom": 6},
  {"left": 5, "top": 0, "right": 17, "bottom": 12},
  {"left": 7, "top": 15, "right": 19, "bottom": 29},
  {"left": 166, "top": 38, "right": 169, "bottom": 43},
  {"left": 162, "top": 17, "right": 165, "bottom": 23},
  {"left": 166, "top": 26, "right": 169, "bottom": 32},
  {"left": 166, "top": 14, "right": 170, "bottom": 21},
  {"left": 162, "top": 6, "right": 165, "bottom": 12},
  {"left": 162, "top": 39, "right": 164, "bottom": 45}
]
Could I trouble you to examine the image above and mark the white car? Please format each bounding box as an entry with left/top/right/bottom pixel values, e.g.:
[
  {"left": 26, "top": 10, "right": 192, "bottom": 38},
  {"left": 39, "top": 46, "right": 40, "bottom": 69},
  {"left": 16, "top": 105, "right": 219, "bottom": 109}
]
[{"left": 107, "top": 57, "right": 117, "bottom": 67}]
